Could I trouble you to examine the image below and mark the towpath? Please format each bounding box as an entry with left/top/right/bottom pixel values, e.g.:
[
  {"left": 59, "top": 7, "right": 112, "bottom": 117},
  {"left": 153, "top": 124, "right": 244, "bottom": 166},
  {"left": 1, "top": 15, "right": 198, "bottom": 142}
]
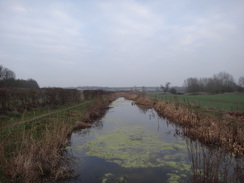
[{"left": 2, "top": 101, "right": 89, "bottom": 130}]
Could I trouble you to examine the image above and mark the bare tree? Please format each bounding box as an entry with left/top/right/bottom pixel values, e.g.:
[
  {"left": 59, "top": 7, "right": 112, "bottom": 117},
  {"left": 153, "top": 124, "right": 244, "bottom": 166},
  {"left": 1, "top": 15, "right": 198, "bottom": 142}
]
[
  {"left": 161, "top": 82, "right": 171, "bottom": 94},
  {"left": 170, "top": 87, "right": 177, "bottom": 94},
  {"left": 239, "top": 76, "right": 244, "bottom": 87},
  {"left": 184, "top": 78, "right": 199, "bottom": 94},
  {"left": 5, "top": 70, "right": 16, "bottom": 80},
  {"left": 213, "top": 72, "right": 235, "bottom": 93},
  {"left": 184, "top": 72, "right": 237, "bottom": 94},
  {"left": 0, "top": 65, "right": 16, "bottom": 80},
  {"left": 0, "top": 65, "right": 3, "bottom": 79}
]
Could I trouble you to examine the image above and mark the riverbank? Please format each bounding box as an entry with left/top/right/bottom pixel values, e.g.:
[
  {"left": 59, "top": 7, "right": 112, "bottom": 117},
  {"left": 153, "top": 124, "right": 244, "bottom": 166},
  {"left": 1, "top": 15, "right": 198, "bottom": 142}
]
[
  {"left": 0, "top": 93, "right": 118, "bottom": 183},
  {"left": 123, "top": 92, "right": 244, "bottom": 156}
]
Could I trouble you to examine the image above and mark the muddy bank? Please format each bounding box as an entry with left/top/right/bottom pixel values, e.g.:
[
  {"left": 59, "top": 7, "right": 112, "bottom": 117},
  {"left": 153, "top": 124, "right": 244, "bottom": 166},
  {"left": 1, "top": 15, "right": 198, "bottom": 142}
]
[{"left": 123, "top": 92, "right": 244, "bottom": 156}]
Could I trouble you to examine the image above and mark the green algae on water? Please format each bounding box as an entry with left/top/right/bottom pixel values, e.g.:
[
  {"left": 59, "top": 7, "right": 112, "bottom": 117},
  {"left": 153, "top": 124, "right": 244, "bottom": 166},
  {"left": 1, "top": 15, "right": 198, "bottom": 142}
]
[
  {"left": 79, "top": 124, "right": 190, "bottom": 175},
  {"left": 102, "top": 173, "right": 127, "bottom": 183},
  {"left": 167, "top": 173, "right": 181, "bottom": 183}
]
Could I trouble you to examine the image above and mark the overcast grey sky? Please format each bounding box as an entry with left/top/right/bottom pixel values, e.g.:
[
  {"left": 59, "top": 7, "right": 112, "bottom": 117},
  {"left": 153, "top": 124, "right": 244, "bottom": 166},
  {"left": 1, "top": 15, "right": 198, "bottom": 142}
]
[{"left": 0, "top": 0, "right": 244, "bottom": 87}]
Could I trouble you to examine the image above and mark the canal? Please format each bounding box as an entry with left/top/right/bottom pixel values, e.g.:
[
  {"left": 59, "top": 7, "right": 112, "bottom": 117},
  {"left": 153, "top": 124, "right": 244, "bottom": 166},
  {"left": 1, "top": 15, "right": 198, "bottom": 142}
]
[{"left": 61, "top": 97, "right": 243, "bottom": 183}]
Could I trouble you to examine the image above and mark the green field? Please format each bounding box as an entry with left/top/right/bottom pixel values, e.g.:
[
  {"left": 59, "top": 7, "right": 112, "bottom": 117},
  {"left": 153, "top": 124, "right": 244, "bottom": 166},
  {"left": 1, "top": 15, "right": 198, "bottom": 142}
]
[{"left": 148, "top": 93, "right": 244, "bottom": 112}]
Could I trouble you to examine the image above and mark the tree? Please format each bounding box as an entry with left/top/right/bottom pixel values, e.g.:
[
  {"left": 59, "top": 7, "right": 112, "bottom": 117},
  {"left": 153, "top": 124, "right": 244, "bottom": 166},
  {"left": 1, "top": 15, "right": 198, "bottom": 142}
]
[
  {"left": 5, "top": 70, "right": 16, "bottom": 80},
  {"left": 183, "top": 72, "right": 237, "bottom": 94},
  {"left": 161, "top": 82, "right": 171, "bottom": 94},
  {"left": 184, "top": 78, "right": 199, "bottom": 94},
  {"left": 26, "top": 79, "right": 39, "bottom": 88},
  {"left": 170, "top": 87, "right": 177, "bottom": 94},
  {"left": 198, "top": 77, "right": 209, "bottom": 92},
  {"left": 0, "top": 65, "right": 16, "bottom": 80},
  {"left": 213, "top": 72, "right": 235, "bottom": 93},
  {"left": 0, "top": 65, "right": 39, "bottom": 88},
  {"left": 0, "top": 65, "right": 3, "bottom": 79},
  {"left": 239, "top": 76, "right": 244, "bottom": 87}
]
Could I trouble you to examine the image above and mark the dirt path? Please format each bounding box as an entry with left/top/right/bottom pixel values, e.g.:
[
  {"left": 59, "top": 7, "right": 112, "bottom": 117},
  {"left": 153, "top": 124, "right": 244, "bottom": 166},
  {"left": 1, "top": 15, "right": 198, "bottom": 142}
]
[{"left": 2, "top": 102, "right": 88, "bottom": 130}]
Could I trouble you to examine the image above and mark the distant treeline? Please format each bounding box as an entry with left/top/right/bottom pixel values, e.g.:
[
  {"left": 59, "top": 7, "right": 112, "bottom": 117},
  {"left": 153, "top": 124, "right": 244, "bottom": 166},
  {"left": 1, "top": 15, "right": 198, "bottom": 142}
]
[
  {"left": 0, "top": 88, "right": 81, "bottom": 114},
  {"left": 0, "top": 78, "right": 39, "bottom": 88},
  {"left": 184, "top": 72, "right": 244, "bottom": 94},
  {"left": 83, "top": 90, "right": 112, "bottom": 100},
  {"left": 0, "top": 65, "right": 39, "bottom": 88}
]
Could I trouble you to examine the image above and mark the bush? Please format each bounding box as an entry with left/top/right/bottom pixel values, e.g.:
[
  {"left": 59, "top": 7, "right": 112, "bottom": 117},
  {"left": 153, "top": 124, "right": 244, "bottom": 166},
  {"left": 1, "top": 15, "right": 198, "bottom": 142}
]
[{"left": 0, "top": 88, "right": 81, "bottom": 114}]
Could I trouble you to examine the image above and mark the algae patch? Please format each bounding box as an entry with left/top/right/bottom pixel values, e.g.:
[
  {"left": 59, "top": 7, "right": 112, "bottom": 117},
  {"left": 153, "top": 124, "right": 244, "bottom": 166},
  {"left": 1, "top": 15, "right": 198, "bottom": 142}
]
[
  {"left": 80, "top": 124, "right": 190, "bottom": 173},
  {"left": 102, "top": 173, "right": 127, "bottom": 183}
]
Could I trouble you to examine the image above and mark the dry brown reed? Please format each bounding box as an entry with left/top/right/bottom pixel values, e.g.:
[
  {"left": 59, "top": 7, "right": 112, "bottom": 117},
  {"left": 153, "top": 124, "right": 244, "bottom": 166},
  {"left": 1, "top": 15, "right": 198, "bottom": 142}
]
[
  {"left": 5, "top": 122, "right": 73, "bottom": 183},
  {"left": 154, "top": 100, "right": 244, "bottom": 155},
  {"left": 123, "top": 92, "right": 140, "bottom": 101},
  {"left": 123, "top": 92, "right": 153, "bottom": 107}
]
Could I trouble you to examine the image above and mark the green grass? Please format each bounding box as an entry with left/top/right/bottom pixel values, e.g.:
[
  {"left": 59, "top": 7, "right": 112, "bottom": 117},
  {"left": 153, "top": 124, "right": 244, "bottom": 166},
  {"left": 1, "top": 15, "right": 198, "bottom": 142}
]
[
  {"left": 148, "top": 93, "right": 244, "bottom": 112},
  {"left": 0, "top": 100, "right": 92, "bottom": 128}
]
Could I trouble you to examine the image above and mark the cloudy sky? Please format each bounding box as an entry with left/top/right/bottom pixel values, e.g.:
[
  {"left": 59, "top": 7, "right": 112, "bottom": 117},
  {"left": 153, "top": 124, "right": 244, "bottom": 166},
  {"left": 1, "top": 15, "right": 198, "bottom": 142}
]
[{"left": 0, "top": 0, "right": 244, "bottom": 87}]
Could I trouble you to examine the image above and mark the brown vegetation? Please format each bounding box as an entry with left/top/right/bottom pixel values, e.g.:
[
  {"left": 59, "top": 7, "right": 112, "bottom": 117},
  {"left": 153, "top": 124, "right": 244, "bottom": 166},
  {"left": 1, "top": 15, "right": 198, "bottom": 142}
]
[
  {"left": 73, "top": 121, "right": 92, "bottom": 131},
  {"left": 5, "top": 122, "right": 73, "bottom": 183},
  {"left": 123, "top": 92, "right": 244, "bottom": 156},
  {"left": 81, "top": 92, "right": 118, "bottom": 123},
  {"left": 123, "top": 92, "right": 153, "bottom": 107}
]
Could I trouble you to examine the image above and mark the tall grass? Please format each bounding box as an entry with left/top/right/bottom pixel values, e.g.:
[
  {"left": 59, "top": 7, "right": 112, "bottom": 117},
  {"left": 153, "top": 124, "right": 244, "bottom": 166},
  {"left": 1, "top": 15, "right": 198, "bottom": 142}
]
[
  {"left": 6, "top": 122, "right": 73, "bottom": 182},
  {"left": 0, "top": 119, "right": 74, "bottom": 182}
]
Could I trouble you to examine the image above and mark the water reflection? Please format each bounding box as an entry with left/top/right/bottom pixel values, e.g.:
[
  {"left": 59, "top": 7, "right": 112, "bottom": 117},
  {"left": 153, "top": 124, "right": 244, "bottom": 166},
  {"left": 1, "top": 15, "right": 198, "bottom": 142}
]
[
  {"left": 61, "top": 98, "right": 244, "bottom": 183},
  {"left": 187, "top": 139, "right": 244, "bottom": 183}
]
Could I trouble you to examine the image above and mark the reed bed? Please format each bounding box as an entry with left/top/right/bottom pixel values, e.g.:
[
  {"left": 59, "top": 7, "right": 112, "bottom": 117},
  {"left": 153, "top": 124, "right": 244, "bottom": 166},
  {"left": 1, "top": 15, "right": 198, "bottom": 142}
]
[
  {"left": 6, "top": 122, "right": 73, "bottom": 183},
  {"left": 123, "top": 92, "right": 153, "bottom": 107},
  {"left": 154, "top": 100, "right": 244, "bottom": 155}
]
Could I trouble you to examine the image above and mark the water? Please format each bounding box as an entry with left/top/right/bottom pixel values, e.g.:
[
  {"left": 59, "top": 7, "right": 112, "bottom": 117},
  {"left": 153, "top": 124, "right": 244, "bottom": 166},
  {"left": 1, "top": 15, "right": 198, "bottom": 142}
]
[{"left": 62, "top": 98, "right": 244, "bottom": 183}]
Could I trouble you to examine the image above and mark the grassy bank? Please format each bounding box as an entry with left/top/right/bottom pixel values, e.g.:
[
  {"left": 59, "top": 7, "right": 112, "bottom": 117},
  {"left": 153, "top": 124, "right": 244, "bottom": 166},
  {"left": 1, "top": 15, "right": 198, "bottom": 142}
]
[
  {"left": 148, "top": 93, "right": 244, "bottom": 112},
  {"left": 123, "top": 92, "right": 244, "bottom": 156},
  {"left": 0, "top": 94, "right": 117, "bottom": 183},
  {"left": 0, "top": 100, "right": 88, "bottom": 129}
]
